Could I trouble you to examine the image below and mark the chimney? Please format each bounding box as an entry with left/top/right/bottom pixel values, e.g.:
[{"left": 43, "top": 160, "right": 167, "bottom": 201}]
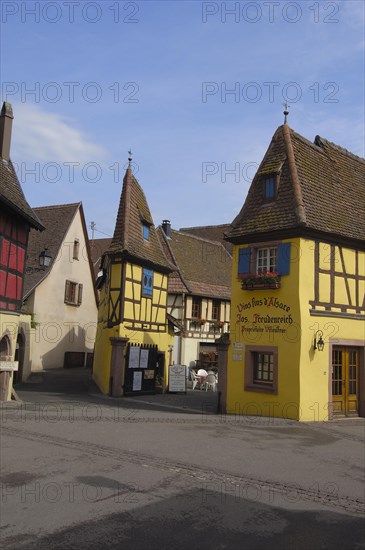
[
  {"left": 0, "top": 102, "right": 14, "bottom": 162},
  {"left": 162, "top": 220, "right": 171, "bottom": 238}
]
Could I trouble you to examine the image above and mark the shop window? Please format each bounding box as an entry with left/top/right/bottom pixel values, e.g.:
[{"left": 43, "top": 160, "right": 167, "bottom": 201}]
[
  {"left": 244, "top": 346, "right": 278, "bottom": 394},
  {"left": 142, "top": 268, "right": 153, "bottom": 296},
  {"left": 65, "top": 280, "right": 83, "bottom": 306}
]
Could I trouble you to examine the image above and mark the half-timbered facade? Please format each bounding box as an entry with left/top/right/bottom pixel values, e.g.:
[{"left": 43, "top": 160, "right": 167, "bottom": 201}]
[
  {"left": 93, "top": 165, "right": 174, "bottom": 395},
  {"left": 0, "top": 102, "right": 43, "bottom": 400},
  {"left": 225, "top": 122, "right": 365, "bottom": 421},
  {"left": 158, "top": 222, "right": 231, "bottom": 370}
]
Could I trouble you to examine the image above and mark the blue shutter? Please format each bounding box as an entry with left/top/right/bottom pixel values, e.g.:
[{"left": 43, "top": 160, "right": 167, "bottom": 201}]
[
  {"left": 142, "top": 268, "right": 153, "bottom": 296},
  {"left": 238, "top": 248, "right": 251, "bottom": 276},
  {"left": 277, "top": 243, "right": 291, "bottom": 275}
]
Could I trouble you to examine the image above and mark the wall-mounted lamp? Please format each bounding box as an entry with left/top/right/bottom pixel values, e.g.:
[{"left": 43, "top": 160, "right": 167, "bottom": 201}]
[
  {"left": 313, "top": 330, "right": 325, "bottom": 352},
  {"left": 39, "top": 248, "right": 52, "bottom": 268}
]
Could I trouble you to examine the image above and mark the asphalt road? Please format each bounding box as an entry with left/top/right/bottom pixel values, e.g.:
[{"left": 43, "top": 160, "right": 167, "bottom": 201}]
[{"left": 1, "top": 368, "right": 364, "bottom": 549}]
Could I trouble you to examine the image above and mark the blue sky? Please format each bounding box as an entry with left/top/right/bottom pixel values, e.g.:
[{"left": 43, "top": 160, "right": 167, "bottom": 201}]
[{"left": 1, "top": 0, "right": 364, "bottom": 238}]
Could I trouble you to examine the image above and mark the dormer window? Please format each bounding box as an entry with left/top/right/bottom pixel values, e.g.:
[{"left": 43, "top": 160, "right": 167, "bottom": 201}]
[
  {"left": 264, "top": 176, "right": 276, "bottom": 200},
  {"left": 142, "top": 224, "right": 150, "bottom": 240}
]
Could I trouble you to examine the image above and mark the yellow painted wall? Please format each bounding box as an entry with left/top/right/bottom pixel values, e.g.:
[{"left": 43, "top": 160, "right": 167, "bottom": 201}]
[
  {"left": 226, "top": 238, "right": 365, "bottom": 422},
  {"left": 227, "top": 239, "right": 301, "bottom": 420},
  {"left": 93, "top": 259, "right": 173, "bottom": 395},
  {"left": 298, "top": 240, "right": 365, "bottom": 421}
]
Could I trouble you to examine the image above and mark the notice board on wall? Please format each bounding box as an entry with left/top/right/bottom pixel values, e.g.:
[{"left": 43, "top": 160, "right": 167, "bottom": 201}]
[{"left": 124, "top": 344, "right": 158, "bottom": 395}]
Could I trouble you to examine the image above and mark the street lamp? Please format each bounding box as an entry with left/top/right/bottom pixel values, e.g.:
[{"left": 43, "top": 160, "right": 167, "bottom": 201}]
[
  {"left": 39, "top": 248, "right": 52, "bottom": 268},
  {"left": 313, "top": 330, "right": 325, "bottom": 352}
]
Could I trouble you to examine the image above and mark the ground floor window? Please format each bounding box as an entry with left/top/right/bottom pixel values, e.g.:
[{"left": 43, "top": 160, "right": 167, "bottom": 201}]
[
  {"left": 253, "top": 352, "right": 274, "bottom": 384},
  {"left": 244, "top": 345, "right": 278, "bottom": 394}
]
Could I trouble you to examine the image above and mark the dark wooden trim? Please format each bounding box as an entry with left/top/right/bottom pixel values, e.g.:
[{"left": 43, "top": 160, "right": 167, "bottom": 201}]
[
  {"left": 227, "top": 228, "right": 365, "bottom": 251},
  {"left": 131, "top": 264, "right": 136, "bottom": 321},
  {"left": 330, "top": 245, "right": 335, "bottom": 304},
  {"left": 310, "top": 309, "right": 364, "bottom": 320},
  {"left": 106, "top": 251, "right": 173, "bottom": 274},
  {"left": 355, "top": 251, "right": 359, "bottom": 312},
  {"left": 309, "top": 300, "right": 365, "bottom": 312},
  {"left": 120, "top": 262, "right": 126, "bottom": 321},
  {"left": 318, "top": 268, "right": 365, "bottom": 281},
  {"left": 314, "top": 241, "right": 319, "bottom": 303},
  {"left": 339, "top": 247, "right": 352, "bottom": 306}
]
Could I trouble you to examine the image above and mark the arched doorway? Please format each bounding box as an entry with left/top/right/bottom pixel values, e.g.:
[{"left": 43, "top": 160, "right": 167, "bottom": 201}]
[{"left": 0, "top": 334, "right": 12, "bottom": 401}]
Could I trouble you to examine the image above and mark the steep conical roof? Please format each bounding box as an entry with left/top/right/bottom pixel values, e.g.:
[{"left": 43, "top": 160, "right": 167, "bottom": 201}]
[
  {"left": 227, "top": 125, "right": 365, "bottom": 246},
  {"left": 107, "top": 167, "right": 172, "bottom": 272}
]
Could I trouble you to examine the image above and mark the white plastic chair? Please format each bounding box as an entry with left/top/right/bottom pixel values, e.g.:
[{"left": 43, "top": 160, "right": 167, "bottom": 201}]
[
  {"left": 190, "top": 370, "right": 200, "bottom": 390},
  {"left": 204, "top": 373, "right": 217, "bottom": 392}
]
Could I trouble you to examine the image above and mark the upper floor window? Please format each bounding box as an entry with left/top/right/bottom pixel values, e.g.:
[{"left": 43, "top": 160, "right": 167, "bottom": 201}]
[
  {"left": 212, "top": 299, "right": 220, "bottom": 320},
  {"left": 73, "top": 239, "right": 80, "bottom": 260},
  {"left": 65, "top": 280, "right": 83, "bottom": 306},
  {"left": 238, "top": 243, "right": 291, "bottom": 278},
  {"left": 142, "top": 268, "right": 153, "bottom": 296},
  {"left": 256, "top": 247, "right": 277, "bottom": 274},
  {"left": 264, "top": 176, "right": 276, "bottom": 200},
  {"left": 191, "top": 297, "right": 201, "bottom": 319},
  {"left": 142, "top": 224, "right": 150, "bottom": 240}
]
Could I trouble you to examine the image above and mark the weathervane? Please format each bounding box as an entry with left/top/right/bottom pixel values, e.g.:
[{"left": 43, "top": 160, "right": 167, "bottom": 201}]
[
  {"left": 282, "top": 102, "right": 290, "bottom": 124},
  {"left": 128, "top": 149, "right": 133, "bottom": 166}
]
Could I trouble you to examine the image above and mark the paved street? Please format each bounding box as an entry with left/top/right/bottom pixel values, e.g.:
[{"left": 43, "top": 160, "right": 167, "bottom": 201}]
[{"left": 1, "top": 368, "right": 364, "bottom": 549}]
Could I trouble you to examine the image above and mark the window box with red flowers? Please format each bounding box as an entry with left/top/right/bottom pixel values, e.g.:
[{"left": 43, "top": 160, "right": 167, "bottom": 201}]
[{"left": 239, "top": 272, "right": 281, "bottom": 290}]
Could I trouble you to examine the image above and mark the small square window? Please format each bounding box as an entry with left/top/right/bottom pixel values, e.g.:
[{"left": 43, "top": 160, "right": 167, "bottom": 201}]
[
  {"left": 244, "top": 346, "right": 278, "bottom": 394},
  {"left": 142, "top": 225, "right": 150, "bottom": 240},
  {"left": 256, "top": 247, "right": 277, "bottom": 274},
  {"left": 264, "top": 177, "right": 276, "bottom": 200}
]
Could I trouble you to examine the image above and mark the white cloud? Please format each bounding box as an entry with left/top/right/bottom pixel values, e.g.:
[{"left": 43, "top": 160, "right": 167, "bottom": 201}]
[{"left": 11, "top": 102, "right": 106, "bottom": 164}]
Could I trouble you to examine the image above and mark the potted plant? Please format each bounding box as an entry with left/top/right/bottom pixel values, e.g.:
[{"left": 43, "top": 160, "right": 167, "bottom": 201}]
[{"left": 239, "top": 272, "right": 281, "bottom": 290}]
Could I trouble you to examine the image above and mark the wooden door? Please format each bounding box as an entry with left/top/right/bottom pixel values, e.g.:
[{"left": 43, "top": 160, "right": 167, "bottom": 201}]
[{"left": 332, "top": 348, "right": 359, "bottom": 416}]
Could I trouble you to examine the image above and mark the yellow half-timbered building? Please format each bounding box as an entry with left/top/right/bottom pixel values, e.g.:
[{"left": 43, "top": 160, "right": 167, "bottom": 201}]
[
  {"left": 225, "top": 121, "right": 365, "bottom": 421},
  {"left": 93, "top": 164, "right": 173, "bottom": 395}
]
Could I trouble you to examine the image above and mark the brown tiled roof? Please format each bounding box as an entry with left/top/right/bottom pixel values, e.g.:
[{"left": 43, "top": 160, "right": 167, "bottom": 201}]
[
  {"left": 107, "top": 168, "right": 173, "bottom": 273},
  {"left": 179, "top": 224, "right": 234, "bottom": 254},
  {"left": 89, "top": 238, "right": 112, "bottom": 278},
  {"left": 157, "top": 227, "right": 231, "bottom": 300},
  {"left": 23, "top": 203, "right": 81, "bottom": 297},
  {"left": 227, "top": 125, "right": 365, "bottom": 246},
  {"left": 0, "top": 158, "right": 43, "bottom": 230}
]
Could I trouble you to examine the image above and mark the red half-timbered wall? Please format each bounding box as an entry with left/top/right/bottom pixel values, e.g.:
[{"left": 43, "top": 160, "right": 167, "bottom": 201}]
[{"left": 0, "top": 208, "right": 29, "bottom": 312}]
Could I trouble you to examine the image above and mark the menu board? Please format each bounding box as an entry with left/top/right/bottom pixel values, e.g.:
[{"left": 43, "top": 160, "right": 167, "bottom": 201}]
[{"left": 168, "top": 365, "right": 187, "bottom": 393}]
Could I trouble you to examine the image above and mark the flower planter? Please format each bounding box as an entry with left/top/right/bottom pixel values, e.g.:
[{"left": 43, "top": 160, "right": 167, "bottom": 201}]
[
  {"left": 239, "top": 272, "right": 281, "bottom": 290},
  {"left": 241, "top": 282, "right": 281, "bottom": 290}
]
